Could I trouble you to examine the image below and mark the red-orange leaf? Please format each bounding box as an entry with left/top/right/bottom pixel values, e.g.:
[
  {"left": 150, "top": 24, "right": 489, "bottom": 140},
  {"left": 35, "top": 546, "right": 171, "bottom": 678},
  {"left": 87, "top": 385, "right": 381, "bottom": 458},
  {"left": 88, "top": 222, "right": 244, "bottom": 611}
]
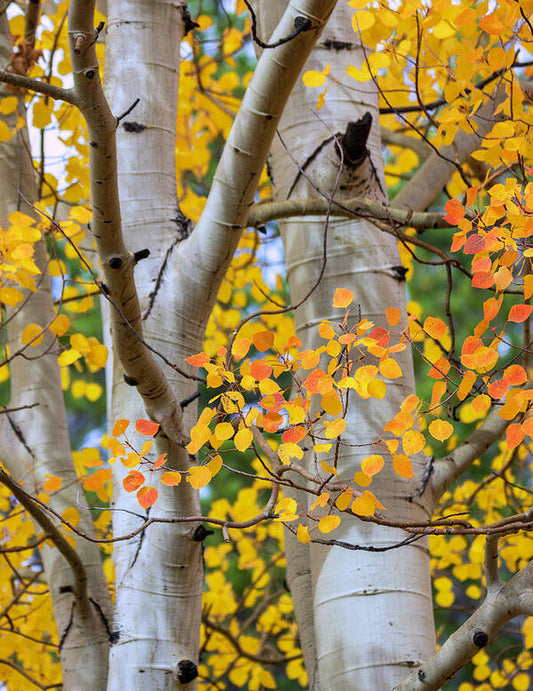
[
  {"left": 487, "top": 379, "right": 509, "bottom": 399},
  {"left": 508, "top": 304, "right": 533, "bottom": 323},
  {"left": 424, "top": 316, "right": 447, "bottom": 339},
  {"left": 250, "top": 359, "right": 272, "bottom": 381},
  {"left": 186, "top": 352, "right": 210, "bottom": 367},
  {"left": 281, "top": 426, "right": 307, "bottom": 444},
  {"left": 123, "top": 470, "right": 145, "bottom": 493},
  {"left": 504, "top": 365, "right": 527, "bottom": 386},
  {"left": 506, "top": 423, "right": 525, "bottom": 450},
  {"left": 137, "top": 486, "right": 158, "bottom": 509},
  {"left": 135, "top": 419, "right": 160, "bottom": 436},
  {"left": 253, "top": 330, "right": 275, "bottom": 352},
  {"left": 153, "top": 453, "right": 168, "bottom": 469},
  {"left": 443, "top": 199, "right": 465, "bottom": 224}
]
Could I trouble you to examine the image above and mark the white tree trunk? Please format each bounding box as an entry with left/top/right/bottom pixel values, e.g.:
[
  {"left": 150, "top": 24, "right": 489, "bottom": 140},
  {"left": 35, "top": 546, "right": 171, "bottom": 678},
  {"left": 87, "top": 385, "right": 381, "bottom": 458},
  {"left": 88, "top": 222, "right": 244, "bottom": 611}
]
[
  {"left": 103, "top": 2, "right": 203, "bottom": 689},
  {"left": 0, "top": 11, "right": 112, "bottom": 690},
  {"left": 255, "top": 3, "right": 436, "bottom": 688}
]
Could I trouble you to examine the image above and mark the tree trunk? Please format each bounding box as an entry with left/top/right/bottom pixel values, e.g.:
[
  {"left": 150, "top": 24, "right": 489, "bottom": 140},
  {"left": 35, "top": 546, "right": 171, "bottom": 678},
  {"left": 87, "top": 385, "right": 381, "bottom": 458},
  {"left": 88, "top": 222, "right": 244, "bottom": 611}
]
[
  {"left": 255, "top": 4, "right": 436, "bottom": 688},
  {"left": 0, "top": 11, "right": 112, "bottom": 690}
]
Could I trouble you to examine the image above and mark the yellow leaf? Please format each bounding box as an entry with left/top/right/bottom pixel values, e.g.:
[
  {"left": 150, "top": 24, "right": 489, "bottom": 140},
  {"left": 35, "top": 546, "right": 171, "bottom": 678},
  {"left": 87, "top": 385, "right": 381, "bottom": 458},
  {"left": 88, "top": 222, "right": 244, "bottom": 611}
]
[
  {"left": 49, "top": 314, "right": 70, "bottom": 336},
  {"left": 32, "top": 99, "right": 53, "bottom": 129},
  {"left": 58, "top": 349, "right": 81, "bottom": 366},
  {"left": 297, "top": 524, "right": 311, "bottom": 543},
  {"left": 21, "top": 323, "right": 44, "bottom": 346},
  {"left": 352, "top": 10, "right": 376, "bottom": 32},
  {"left": 429, "top": 419, "right": 454, "bottom": 442},
  {"left": 336, "top": 489, "right": 353, "bottom": 511},
  {"left": 214, "top": 422, "right": 234, "bottom": 441},
  {"left": 0, "top": 286, "right": 24, "bottom": 306},
  {"left": 320, "top": 461, "right": 337, "bottom": 475},
  {"left": 318, "top": 514, "right": 340, "bottom": 534},
  {"left": 324, "top": 417, "right": 345, "bottom": 439},
  {"left": 0, "top": 96, "right": 18, "bottom": 115},
  {"left": 379, "top": 358, "right": 402, "bottom": 379},
  {"left": 141, "top": 440, "right": 153, "bottom": 456},
  {"left": 352, "top": 492, "right": 376, "bottom": 516},
  {"left": 275, "top": 496, "right": 299, "bottom": 521},
  {"left": 234, "top": 427, "right": 253, "bottom": 452},
  {"left": 361, "top": 454, "right": 384, "bottom": 476},
  {"left": 0, "top": 120, "right": 12, "bottom": 142},
  {"left": 353, "top": 471, "right": 372, "bottom": 487},
  {"left": 187, "top": 465, "right": 212, "bottom": 489},
  {"left": 402, "top": 429, "right": 425, "bottom": 455}
]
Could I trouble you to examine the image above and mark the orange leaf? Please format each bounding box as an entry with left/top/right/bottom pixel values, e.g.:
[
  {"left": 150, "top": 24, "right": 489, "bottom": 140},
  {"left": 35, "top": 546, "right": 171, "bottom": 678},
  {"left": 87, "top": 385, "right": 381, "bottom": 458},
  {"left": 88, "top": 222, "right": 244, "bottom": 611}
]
[
  {"left": 332, "top": 288, "right": 354, "bottom": 308},
  {"left": 263, "top": 412, "right": 283, "bottom": 433},
  {"left": 479, "top": 13, "right": 504, "bottom": 34},
  {"left": 385, "top": 307, "right": 401, "bottom": 326},
  {"left": 231, "top": 337, "right": 251, "bottom": 360},
  {"left": 392, "top": 454, "right": 413, "bottom": 478},
  {"left": 112, "top": 419, "right": 129, "bottom": 436},
  {"left": 506, "top": 423, "right": 525, "bottom": 449},
  {"left": 153, "top": 453, "right": 168, "bottom": 469},
  {"left": 424, "top": 316, "right": 447, "bottom": 339},
  {"left": 135, "top": 419, "right": 160, "bottom": 436},
  {"left": 253, "top": 330, "right": 275, "bottom": 352},
  {"left": 428, "top": 419, "right": 453, "bottom": 442},
  {"left": 137, "top": 485, "right": 158, "bottom": 509},
  {"left": 457, "top": 370, "right": 476, "bottom": 401},
  {"left": 504, "top": 365, "right": 527, "bottom": 386},
  {"left": 186, "top": 352, "right": 210, "bottom": 367},
  {"left": 123, "top": 470, "right": 145, "bottom": 492},
  {"left": 281, "top": 426, "right": 307, "bottom": 444},
  {"left": 487, "top": 379, "right": 509, "bottom": 399},
  {"left": 43, "top": 475, "right": 62, "bottom": 492},
  {"left": 508, "top": 304, "right": 533, "bottom": 323},
  {"left": 428, "top": 357, "right": 450, "bottom": 379},
  {"left": 250, "top": 359, "right": 272, "bottom": 380},
  {"left": 361, "top": 455, "right": 384, "bottom": 476},
  {"left": 443, "top": 199, "right": 465, "bottom": 224},
  {"left": 160, "top": 471, "right": 181, "bottom": 486}
]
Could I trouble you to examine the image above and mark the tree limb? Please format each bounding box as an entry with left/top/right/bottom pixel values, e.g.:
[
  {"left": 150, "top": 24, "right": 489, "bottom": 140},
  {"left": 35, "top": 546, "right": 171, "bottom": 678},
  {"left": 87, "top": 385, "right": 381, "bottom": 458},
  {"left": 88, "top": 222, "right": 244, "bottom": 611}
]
[
  {"left": 0, "top": 69, "right": 76, "bottom": 103},
  {"left": 423, "top": 407, "right": 510, "bottom": 502}
]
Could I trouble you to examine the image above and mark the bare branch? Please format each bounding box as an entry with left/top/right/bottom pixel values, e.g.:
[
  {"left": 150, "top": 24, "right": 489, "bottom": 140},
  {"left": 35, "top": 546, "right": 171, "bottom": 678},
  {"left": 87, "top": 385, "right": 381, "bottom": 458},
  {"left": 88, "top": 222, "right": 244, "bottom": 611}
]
[
  {"left": 424, "top": 407, "right": 510, "bottom": 501},
  {"left": 0, "top": 69, "right": 76, "bottom": 103}
]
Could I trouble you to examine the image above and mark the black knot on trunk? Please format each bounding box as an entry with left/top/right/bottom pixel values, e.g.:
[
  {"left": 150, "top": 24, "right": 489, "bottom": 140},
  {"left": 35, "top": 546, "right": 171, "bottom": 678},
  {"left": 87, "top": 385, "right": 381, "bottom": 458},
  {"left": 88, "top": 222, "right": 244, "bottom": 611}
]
[
  {"left": 473, "top": 630, "right": 489, "bottom": 647},
  {"left": 176, "top": 659, "right": 198, "bottom": 684},
  {"left": 341, "top": 112, "right": 372, "bottom": 167}
]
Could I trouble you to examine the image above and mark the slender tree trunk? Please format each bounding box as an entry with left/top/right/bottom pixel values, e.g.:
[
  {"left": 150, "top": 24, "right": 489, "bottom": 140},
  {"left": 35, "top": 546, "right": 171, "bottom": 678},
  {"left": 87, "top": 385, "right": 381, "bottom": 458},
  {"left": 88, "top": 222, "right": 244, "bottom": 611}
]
[
  {"left": 0, "top": 11, "right": 112, "bottom": 690},
  {"left": 103, "top": 2, "right": 203, "bottom": 689},
  {"left": 255, "top": 4, "right": 436, "bottom": 688}
]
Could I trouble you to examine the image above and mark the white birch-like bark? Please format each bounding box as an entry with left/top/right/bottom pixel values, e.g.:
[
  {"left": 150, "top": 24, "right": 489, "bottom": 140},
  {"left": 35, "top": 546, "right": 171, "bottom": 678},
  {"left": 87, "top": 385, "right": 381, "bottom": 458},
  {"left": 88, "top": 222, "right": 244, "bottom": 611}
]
[
  {"left": 0, "top": 11, "right": 112, "bottom": 690},
  {"left": 103, "top": 2, "right": 203, "bottom": 689},
  {"left": 102, "top": 1, "right": 338, "bottom": 688},
  {"left": 254, "top": 3, "right": 436, "bottom": 688}
]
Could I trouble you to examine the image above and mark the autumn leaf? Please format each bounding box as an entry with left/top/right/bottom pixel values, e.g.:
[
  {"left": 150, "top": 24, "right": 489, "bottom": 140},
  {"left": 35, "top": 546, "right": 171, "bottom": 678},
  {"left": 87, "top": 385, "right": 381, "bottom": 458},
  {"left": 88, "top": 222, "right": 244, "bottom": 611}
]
[
  {"left": 123, "top": 470, "right": 145, "bottom": 492},
  {"left": 392, "top": 454, "right": 413, "bottom": 479},
  {"left": 187, "top": 465, "right": 212, "bottom": 489},
  {"left": 253, "top": 330, "right": 274, "bottom": 352},
  {"left": 160, "top": 471, "right": 181, "bottom": 486},
  {"left": 112, "top": 419, "right": 129, "bottom": 436},
  {"left": 508, "top": 304, "right": 533, "bottom": 323},
  {"left": 360, "top": 455, "right": 384, "bottom": 476},
  {"left": 318, "top": 514, "right": 340, "bottom": 534},
  {"left": 332, "top": 288, "right": 354, "bottom": 308},
  {"left": 135, "top": 419, "right": 160, "bottom": 436},
  {"left": 428, "top": 419, "right": 453, "bottom": 442},
  {"left": 137, "top": 486, "right": 158, "bottom": 509}
]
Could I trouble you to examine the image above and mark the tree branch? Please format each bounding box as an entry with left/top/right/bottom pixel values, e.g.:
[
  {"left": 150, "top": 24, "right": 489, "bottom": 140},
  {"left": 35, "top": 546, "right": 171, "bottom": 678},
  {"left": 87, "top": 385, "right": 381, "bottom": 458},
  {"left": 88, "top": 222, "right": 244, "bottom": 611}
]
[
  {"left": 394, "top": 557, "right": 533, "bottom": 690},
  {"left": 0, "top": 69, "right": 76, "bottom": 103},
  {"left": 247, "top": 195, "right": 463, "bottom": 230},
  {"left": 0, "top": 467, "right": 90, "bottom": 614},
  {"left": 424, "top": 407, "right": 510, "bottom": 502}
]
